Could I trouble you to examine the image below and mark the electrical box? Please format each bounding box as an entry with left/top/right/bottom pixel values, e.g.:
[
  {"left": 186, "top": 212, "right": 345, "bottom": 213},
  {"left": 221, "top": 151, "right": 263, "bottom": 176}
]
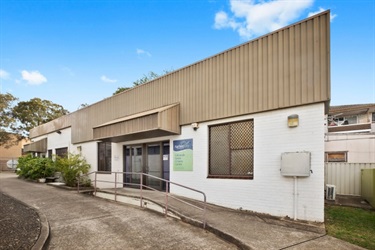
[{"left": 281, "top": 152, "right": 311, "bottom": 177}]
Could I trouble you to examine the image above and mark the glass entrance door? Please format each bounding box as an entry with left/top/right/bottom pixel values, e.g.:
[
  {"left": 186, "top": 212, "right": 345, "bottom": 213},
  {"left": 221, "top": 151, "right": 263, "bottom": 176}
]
[
  {"left": 147, "top": 144, "right": 162, "bottom": 190},
  {"left": 124, "top": 145, "right": 143, "bottom": 186},
  {"left": 124, "top": 141, "right": 170, "bottom": 191}
]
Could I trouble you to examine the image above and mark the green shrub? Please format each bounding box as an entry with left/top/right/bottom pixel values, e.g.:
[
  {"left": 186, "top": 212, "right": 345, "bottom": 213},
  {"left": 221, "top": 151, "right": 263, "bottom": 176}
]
[
  {"left": 55, "top": 153, "right": 91, "bottom": 187},
  {"left": 17, "top": 154, "right": 55, "bottom": 180}
]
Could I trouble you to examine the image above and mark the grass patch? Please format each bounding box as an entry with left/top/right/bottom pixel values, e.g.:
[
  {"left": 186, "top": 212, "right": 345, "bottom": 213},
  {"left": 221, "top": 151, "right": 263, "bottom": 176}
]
[{"left": 325, "top": 205, "right": 375, "bottom": 249}]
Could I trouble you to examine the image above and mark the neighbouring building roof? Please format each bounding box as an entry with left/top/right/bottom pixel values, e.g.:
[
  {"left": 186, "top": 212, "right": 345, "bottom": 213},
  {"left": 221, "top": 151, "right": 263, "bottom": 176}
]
[
  {"left": 329, "top": 103, "right": 375, "bottom": 117},
  {"left": 328, "top": 103, "right": 375, "bottom": 133}
]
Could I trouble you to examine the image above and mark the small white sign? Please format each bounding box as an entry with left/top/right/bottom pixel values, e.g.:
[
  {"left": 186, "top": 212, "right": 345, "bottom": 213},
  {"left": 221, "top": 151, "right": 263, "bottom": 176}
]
[
  {"left": 163, "top": 155, "right": 169, "bottom": 161},
  {"left": 6, "top": 159, "right": 18, "bottom": 169}
]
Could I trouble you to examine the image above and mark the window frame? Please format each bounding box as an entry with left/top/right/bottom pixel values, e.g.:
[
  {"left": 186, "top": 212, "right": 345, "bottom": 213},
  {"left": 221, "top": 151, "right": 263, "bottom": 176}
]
[
  {"left": 98, "top": 142, "right": 112, "bottom": 172},
  {"left": 208, "top": 119, "right": 254, "bottom": 179},
  {"left": 325, "top": 151, "right": 348, "bottom": 162},
  {"left": 55, "top": 147, "right": 68, "bottom": 158}
]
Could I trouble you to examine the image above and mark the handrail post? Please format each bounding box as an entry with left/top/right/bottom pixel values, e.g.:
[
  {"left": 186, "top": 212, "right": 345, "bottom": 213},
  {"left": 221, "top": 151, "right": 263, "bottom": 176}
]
[
  {"left": 140, "top": 173, "right": 143, "bottom": 208},
  {"left": 203, "top": 194, "right": 206, "bottom": 229},
  {"left": 115, "top": 172, "right": 117, "bottom": 202},
  {"left": 165, "top": 180, "right": 169, "bottom": 216},
  {"left": 77, "top": 176, "right": 80, "bottom": 193},
  {"left": 94, "top": 172, "right": 97, "bottom": 196}
]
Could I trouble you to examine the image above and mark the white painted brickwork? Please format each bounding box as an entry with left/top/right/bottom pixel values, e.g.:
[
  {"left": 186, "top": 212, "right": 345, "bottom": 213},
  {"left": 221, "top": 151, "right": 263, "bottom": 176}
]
[
  {"left": 37, "top": 103, "right": 325, "bottom": 222},
  {"left": 170, "top": 103, "right": 325, "bottom": 222}
]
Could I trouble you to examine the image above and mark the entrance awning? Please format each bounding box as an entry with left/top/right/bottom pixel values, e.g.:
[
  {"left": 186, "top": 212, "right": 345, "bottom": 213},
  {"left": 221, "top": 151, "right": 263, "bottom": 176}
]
[
  {"left": 93, "top": 104, "right": 180, "bottom": 142},
  {"left": 23, "top": 138, "right": 47, "bottom": 153}
]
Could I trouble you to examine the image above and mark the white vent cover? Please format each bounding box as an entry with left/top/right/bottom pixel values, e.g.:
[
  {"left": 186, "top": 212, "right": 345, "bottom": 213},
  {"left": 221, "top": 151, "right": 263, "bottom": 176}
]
[{"left": 281, "top": 152, "right": 311, "bottom": 177}]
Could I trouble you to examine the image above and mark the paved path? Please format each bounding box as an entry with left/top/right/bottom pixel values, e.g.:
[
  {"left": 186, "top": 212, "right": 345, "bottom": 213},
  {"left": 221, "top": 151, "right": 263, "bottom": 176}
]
[
  {"left": 0, "top": 172, "right": 236, "bottom": 250},
  {"left": 98, "top": 187, "right": 366, "bottom": 250}
]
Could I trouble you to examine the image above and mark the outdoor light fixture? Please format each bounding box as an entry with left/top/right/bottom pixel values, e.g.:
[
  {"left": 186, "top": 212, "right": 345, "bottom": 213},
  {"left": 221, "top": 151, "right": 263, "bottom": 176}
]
[
  {"left": 287, "top": 114, "right": 299, "bottom": 128},
  {"left": 191, "top": 122, "right": 199, "bottom": 131}
]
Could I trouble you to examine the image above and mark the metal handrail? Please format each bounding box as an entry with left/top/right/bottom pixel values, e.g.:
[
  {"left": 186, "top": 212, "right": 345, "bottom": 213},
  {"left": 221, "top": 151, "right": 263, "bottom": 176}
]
[{"left": 78, "top": 171, "right": 207, "bottom": 228}]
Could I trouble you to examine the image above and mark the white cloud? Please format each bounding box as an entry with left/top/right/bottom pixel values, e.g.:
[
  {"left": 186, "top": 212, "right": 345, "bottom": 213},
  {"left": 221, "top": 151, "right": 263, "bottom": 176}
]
[
  {"left": 308, "top": 7, "right": 337, "bottom": 21},
  {"left": 21, "top": 70, "right": 47, "bottom": 85},
  {"left": 100, "top": 75, "right": 118, "bottom": 83},
  {"left": 136, "top": 48, "right": 152, "bottom": 57},
  {"left": 0, "top": 69, "right": 10, "bottom": 80},
  {"left": 214, "top": 0, "right": 314, "bottom": 39}
]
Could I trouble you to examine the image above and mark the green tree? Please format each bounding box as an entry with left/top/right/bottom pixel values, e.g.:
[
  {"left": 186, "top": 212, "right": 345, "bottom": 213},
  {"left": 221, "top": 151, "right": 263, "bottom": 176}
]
[
  {"left": 55, "top": 153, "right": 91, "bottom": 187},
  {"left": 113, "top": 70, "right": 172, "bottom": 95},
  {"left": 0, "top": 93, "right": 19, "bottom": 147},
  {"left": 112, "top": 87, "right": 131, "bottom": 95},
  {"left": 11, "top": 98, "right": 69, "bottom": 137},
  {"left": 77, "top": 103, "right": 89, "bottom": 110}
]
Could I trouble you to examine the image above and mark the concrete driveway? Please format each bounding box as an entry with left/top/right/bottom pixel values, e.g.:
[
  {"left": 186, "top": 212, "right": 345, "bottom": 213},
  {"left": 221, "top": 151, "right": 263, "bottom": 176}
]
[{"left": 0, "top": 172, "right": 236, "bottom": 250}]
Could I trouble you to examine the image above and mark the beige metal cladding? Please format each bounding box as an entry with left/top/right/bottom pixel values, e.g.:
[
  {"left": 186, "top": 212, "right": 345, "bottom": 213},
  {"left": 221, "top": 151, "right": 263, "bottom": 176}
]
[
  {"left": 23, "top": 138, "right": 47, "bottom": 153},
  {"left": 92, "top": 104, "right": 180, "bottom": 142},
  {"left": 32, "top": 11, "right": 330, "bottom": 144},
  {"left": 29, "top": 113, "right": 72, "bottom": 139}
]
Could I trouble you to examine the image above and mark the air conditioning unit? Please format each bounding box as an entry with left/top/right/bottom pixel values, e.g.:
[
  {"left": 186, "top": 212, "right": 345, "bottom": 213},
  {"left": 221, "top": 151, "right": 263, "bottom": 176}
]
[{"left": 326, "top": 184, "right": 336, "bottom": 201}]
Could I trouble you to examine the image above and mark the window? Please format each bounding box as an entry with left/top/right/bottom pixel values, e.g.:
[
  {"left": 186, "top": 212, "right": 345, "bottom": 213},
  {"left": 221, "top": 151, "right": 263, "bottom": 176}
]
[
  {"left": 98, "top": 142, "right": 111, "bottom": 172},
  {"left": 55, "top": 147, "right": 68, "bottom": 158},
  {"left": 325, "top": 152, "right": 347, "bottom": 162},
  {"left": 209, "top": 120, "right": 254, "bottom": 179}
]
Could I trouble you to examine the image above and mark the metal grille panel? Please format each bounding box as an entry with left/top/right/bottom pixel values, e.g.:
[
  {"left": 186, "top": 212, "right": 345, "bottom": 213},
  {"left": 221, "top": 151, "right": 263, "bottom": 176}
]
[
  {"left": 231, "top": 149, "right": 253, "bottom": 175},
  {"left": 231, "top": 121, "right": 254, "bottom": 149},
  {"left": 209, "top": 125, "right": 230, "bottom": 175},
  {"left": 209, "top": 120, "right": 254, "bottom": 177}
]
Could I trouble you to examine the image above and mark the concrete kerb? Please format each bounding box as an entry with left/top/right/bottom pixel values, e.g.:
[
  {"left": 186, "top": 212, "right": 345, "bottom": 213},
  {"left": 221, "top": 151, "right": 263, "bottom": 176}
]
[
  {"left": 31, "top": 209, "right": 50, "bottom": 250},
  {"left": 43, "top": 184, "right": 327, "bottom": 250},
  {"left": 146, "top": 198, "right": 325, "bottom": 250},
  {"left": 92, "top": 191, "right": 252, "bottom": 250},
  {"left": 72, "top": 188, "right": 250, "bottom": 249},
  {"left": 83, "top": 189, "right": 325, "bottom": 250},
  {"left": 3, "top": 192, "right": 51, "bottom": 250}
]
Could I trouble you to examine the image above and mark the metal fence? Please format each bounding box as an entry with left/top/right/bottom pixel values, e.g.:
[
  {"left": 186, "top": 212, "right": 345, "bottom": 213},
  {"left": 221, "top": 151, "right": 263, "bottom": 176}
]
[{"left": 325, "top": 163, "right": 375, "bottom": 196}]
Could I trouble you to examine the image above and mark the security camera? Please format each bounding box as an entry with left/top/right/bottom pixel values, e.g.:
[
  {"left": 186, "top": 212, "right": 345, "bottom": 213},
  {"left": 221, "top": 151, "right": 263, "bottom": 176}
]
[{"left": 191, "top": 122, "right": 199, "bottom": 130}]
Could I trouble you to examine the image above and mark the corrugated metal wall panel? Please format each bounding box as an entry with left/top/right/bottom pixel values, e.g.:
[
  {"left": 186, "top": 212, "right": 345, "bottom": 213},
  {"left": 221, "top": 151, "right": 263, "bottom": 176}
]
[
  {"left": 325, "top": 163, "right": 375, "bottom": 196},
  {"left": 24, "top": 138, "right": 47, "bottom": 153},
  {"left": 30, "top": 12, "right": 330, "bottom": 143},
  {"left": 29, "top": 114, "right": 72, "bottom": 138}
]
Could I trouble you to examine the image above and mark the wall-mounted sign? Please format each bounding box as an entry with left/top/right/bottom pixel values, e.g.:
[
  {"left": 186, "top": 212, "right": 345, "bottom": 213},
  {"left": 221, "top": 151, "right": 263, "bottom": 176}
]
[{"left": 173, "top": 139, "right": 193, "bottom": 171}]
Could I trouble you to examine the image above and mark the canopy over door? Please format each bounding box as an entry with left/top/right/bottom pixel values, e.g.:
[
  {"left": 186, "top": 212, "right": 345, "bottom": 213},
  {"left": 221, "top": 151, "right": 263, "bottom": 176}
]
[{"left": 93, "top": 104, "right": 180, "bottom": 142}]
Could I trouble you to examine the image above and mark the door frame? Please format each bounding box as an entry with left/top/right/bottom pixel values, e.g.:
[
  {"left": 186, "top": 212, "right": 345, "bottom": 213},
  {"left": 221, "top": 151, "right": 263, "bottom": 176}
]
[{"left": 123, "top": 141, "right": 170, "bottom": 191}]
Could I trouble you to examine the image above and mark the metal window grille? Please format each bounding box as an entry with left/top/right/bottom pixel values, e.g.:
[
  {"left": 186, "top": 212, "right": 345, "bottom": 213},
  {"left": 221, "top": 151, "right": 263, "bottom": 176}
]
[
  {"left": 98, "top": 142, "right": 112, "bottom": 171},
  {"left": 209, "top": 120, "right": 254, "bottom": 178}
]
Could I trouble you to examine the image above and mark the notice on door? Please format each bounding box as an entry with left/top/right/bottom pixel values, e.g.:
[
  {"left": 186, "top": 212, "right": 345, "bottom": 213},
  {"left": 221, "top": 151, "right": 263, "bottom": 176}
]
[{"left": 173, "top": 139, "right": 193, "bottom": 171}]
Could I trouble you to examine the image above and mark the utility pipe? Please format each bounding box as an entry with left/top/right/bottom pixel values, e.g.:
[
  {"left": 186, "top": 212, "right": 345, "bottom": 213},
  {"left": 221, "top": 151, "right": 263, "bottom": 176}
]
[{"left": 294, "top": 176, "right": 298, "bottom": 220}]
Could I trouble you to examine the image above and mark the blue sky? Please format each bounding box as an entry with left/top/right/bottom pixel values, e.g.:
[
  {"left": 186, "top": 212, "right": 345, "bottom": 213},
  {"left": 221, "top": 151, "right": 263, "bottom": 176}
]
[{"left": 1, "top": 0, "right": 374, "bottom": 112}]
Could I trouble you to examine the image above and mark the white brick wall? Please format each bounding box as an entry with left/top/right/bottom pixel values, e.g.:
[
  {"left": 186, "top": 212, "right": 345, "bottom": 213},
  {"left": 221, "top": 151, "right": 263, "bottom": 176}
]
[
  {"left": 45, "top": 127, "right": 73, "bottom": 154},
  {"left": 35, "top": 103, "right": 325, "bottom": 222},
  {"left": 170, "top": 103, "right": 325, "bottom": 222}
]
